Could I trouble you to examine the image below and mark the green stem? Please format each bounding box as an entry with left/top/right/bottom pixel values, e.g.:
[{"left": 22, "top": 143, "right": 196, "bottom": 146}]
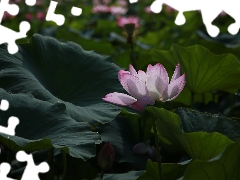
[
  {"left": 138, "top": 117, "right": 142, "bottom": 142},
  {"left": 62, "top": 150, "right": 67, "bottom": 180},
  {"left": 100, "top": 169, "right": 104, "bottom": 180},
  {"left": 152, "top": 115, "right": 163, "bottom": 180},
  {"left": 130, "top": 42, "right": 137, "bottom": 69}
]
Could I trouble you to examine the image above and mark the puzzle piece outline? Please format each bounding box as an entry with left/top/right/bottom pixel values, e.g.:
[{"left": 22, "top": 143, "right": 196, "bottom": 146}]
[
  {"left": 149, "top": 0, "right": 240, "bottom": 37},
  {"left": 0, "top": 0, "right": 33, "bottom": 54},
  {"left": 0, "top": 100, "right": 19, "bottom": 136},
  {"left": 0, "top": 0, "right": 83, "bottom": 54},
  {"left": 0, "top": 99, "right": 49, "bottom": 179},
  {"left": 0, "top": 151, "right": 49, "bottom": 180}
]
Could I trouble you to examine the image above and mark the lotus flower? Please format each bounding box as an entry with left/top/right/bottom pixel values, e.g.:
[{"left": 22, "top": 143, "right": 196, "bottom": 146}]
[
  {"left": 146, "top": 63, "right": 186, "bottom": 101},
  {"left": 109, "top": 6, "right": 127, "bottom": 16},
  {"left": 103, "top": 63, "right": 186, "bottom": 111},
  {"left": 117, "top": 16, "right": 140, "bottom": 28},
  {"left": 133, "top": 140, "right": 158, "bottom": 161},
  {"left": 102, "top": 66, "right": 155, "bottom": 111},
  {"left": 117, "top": 0, "right": 128, "bottom": 6},
  {"left": 92, "top": 5, "right": 110, "bottom": 14},
  {"left": 97, "top": 141, "right": 115, "bottom": 170},
  {"left": 36, "top": 12, "right": 45, "bottom": 20}
]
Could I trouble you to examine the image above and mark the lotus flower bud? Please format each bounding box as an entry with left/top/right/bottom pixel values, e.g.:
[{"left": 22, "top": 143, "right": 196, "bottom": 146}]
[
  {"left": 97, "top": 141, "right": 115, "bottom": 170},
  {"left": 133, "top": 140, "right": 151, "bottom": 155}
]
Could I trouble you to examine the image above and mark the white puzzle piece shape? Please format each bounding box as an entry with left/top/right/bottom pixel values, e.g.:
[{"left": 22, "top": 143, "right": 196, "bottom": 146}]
[
  {"left": 16, "top": 151, "right": 49, "bottom": 180},
  {"left": 0, "top": 163, "right": 16, "bottom": 180},
  {"left": 0, "top": 100, "right": 19, "bottom": 136},
  {"left": 150, "top": 0, "right": 240, "bottom": 37},
  {"left": 0, "top": 0, "right": 31, "bottom": 54}
]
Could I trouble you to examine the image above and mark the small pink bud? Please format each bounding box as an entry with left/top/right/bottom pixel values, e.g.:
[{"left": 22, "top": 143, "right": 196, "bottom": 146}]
[
  {"left": 25, "top": 13, "right": 33, "bottom": 21},
  {"left": 36, "top": 12, "right": 45, "bottom": 20},
  {"left": 97, "top": 141, "right": 115, "bottom": 170},
  {"left": 133, "top": 140, "right": 151, "bottom": 155}
]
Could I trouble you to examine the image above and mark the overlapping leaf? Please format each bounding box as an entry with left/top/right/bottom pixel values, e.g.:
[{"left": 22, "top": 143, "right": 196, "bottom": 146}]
[
  {"left": 176, "top": 107, "right": 240, "bottom": 141},
  {"left": 0, "top": 88, "right": 99, "bottom": 160},
  {"left": 147, "top": 107, "right": 233, "bottom": 160},
  {"left": 151, "top": 44, "right": 240, "bottom": 94},
  {"left": 0, "top": 34, "right": 123, "bottom": 125},
  {"left": 181, "top": 140, "right": 240, "bottom": 180},
  {"left": 137, "top": 159, "right": 190, "bottom": 180}
]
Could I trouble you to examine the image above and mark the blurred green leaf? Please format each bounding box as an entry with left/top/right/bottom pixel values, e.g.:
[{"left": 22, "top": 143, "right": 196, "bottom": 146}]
[
  {"left": 147, "top": 107, "right": 233, "bottom": 160},
  {"left": 137, "top": 159, "right": 190, "bottom": 180},
  {"left": 181, "top": 140, "right": 240, "bottom": 180},
  {"left": 151, "top": 44, "right": 240, "bottom": 94}
]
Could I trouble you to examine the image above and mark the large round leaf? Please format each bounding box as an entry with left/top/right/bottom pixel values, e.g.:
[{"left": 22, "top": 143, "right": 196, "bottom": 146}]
[
  {"left": 0, "top": 88, "right": 99, "bottom": 160},
  {"left": 182, "top": 140, "right": 240, "bottom": 180},
  {"left": 0, "top": 34, "right": 123, "bottom": 125},
  {"left": 147, "top": 107, "right": 233, "bottom": 161},
  {"left": 175, "top": 107, "right": 240, "bottom": 141},
  {"left": 151, "top": 44, "right": 240, "bottom": 94}
]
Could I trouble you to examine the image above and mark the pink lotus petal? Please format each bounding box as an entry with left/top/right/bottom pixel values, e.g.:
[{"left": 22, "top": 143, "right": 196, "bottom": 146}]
[
  {"left": 133, "top": 141, "right": 151, "bottom": 154},
  {"left": 92, "top": 5, "right": 110, "bottom": 13},
  {"left": 138, "top": 70, "right": 146, "bottom": 83},
  {"left": 146, "top": 63, "right": 169, "bottom": 100},
  {"left": 102, "top": 92, "right": 137, "bottom": 106},
  {"left": 170, "top": 63, "right": 180, "bottom": 83},
  {"left": 129, "top": 64, "right": 137, "bottom": 76},
  {"left": 117, "top": 16, "right": 140, "bottom": 28},
  {"left": 148, "top": 146, "right": 157, "bottom": 161},
  {"left": 118, "top": 72, "right": 148, "bottom": 99},
  {"left": 145, "top": 6, "right": 152, "bottom": 14},
  {"left": 118, "top": 70, "right": 130, "bottom": 80},
  {"left": 128, "top": 65, "right": 146, "bottom": 83},
  {"left": 109, "top": 6, "right": 127, "bottom": 15},
  {"left": 130, "top": 95, "right": 155, "bottom": 111},
  {"left": 161, "top": 73, "right": 186, "bottom": 101}
]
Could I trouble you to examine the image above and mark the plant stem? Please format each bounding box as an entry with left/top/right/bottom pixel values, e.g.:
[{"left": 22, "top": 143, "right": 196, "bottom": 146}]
[
  {"left": 130, "top": 42, "right": 137, "bottom": 69},
  {"left": 62, "top": 150, "right": 67, "bottom": 180},
  {"left": 152, "top": 115, "right": 163, "bottom": 180},
  {"left": 138, "top": 117, "right": 142, "bottom": 142},
  {"left": 100, "top": 169, "right": 104, "bottom": 180}
]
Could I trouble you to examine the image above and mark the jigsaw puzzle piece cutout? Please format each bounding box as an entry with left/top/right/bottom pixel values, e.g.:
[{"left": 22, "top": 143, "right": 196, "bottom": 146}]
[
  {"left": 150, "top": 0, "right": 240, "bottom": 37},
  {"left": 71, "top": 6, "right": 82, "bottom": 16},
  {"left": 0, "top": 0, "right": 19, "bottom": 23},
  {"left": 46, "top": 1, "right": 65, "bottom": 26},
  {"left": 25, "top": 0, "right": 36, "bottom": 6},
  {"left": 129, "top": 0, "right": 138, "bottom": 3},
  {"left": 16, "top": 151, "right": 49, "bottom": 180},
  {"left": 0, "top": 21, "right": 30, "bottom": 54},
  {"left": 0, "top": 99, "right": 9, "bottom": 111},
  {"left": 0, "top": 162, "right": 16, "bottom": 180},
  {"left": 0, "top": 99, "right": 19, "bottom": 136},
  {"left": 0, "top": 116, "right": 19, "bottom": 136}
]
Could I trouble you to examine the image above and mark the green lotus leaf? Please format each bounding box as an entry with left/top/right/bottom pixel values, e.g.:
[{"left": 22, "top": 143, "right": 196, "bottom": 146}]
[
  {"left": 151, "top": 44, "right": 240, "bottom": 94},
  {"left": 176, "top": 107, "right": 240, "bottom": 141},
  {"left": 181, "top": 140, "right": 240, "bottom": 180},
  {"left": 0, "top": 34, "right": 123, "bottom": 125},
  {"left": 0, "top": 88, "right": 100, "bottom": 160},
  {"left": 137, "top": 159, "right": 190, "bottom": 180},
  {"left": 97, "top": 115, "right": 150, "bottom": 169},
  {"left": 147, "top": 107, "right": 233, "bottom": 161}
]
